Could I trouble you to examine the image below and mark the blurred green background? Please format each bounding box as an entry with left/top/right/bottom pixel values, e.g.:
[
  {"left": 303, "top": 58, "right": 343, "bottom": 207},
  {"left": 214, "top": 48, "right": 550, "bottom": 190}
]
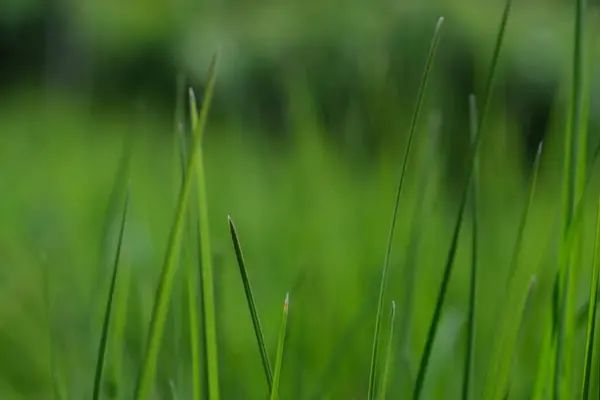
[{"left": 1, "top": 0, "right": 600, "bottom": 398}]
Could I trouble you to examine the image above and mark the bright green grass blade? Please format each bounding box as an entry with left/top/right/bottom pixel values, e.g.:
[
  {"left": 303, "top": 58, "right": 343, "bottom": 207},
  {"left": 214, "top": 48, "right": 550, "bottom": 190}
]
[
  {"left": 186, "top": 235, "right": 202, "bottom": 400},
  {"left": 482, "top": 143, "right": 543, "bottom": 400},
  {"left": 378, "top": 301, "right": 396, "bottom": 400},
  {"left": 270, "top": 293, "right": 290, "bottom": 400},
  {"left": 413, "top": 3, "right": 511, "bottom": 398},
  {"left": 532, "top": 326, "right": 556, "bottom": 400},
  {"left": 367, "top": 17, "right": 444, "bottom": 400},
  {"left": 555, "top": 0, "right": 588, "bottom": 396},
  {"left": 463, "top": 94, "right": 479, "bottom": 400},
  {"left": 176, "top": 75, "right": 203, "bottom": 400},
  {"left": 581, "top": 196, "right": 600, "bottom": 399},
  {"left": 192, "top": 56, "right": 221, "bottom": 400},
  {"left": 505, "top": 143, "right": 544, "bottom": 289},
  {"left": 93, "top": 186, "right": 130, "bottom": 400},
  {"left": 228, "top": 216, "right": 273, "bottom": 390},
  {"left": 134, "top": 54, "right": 218, "bottom": 400}
]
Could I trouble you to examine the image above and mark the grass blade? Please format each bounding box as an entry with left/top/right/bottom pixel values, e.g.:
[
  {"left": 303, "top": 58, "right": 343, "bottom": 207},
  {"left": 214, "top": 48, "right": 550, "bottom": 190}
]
[
  {"left": 463, "top": 94, "right": 479, "bottom": 400},
  {"left": 109, "top": 253, "right": 132, "bottom": 399},
  {"left": 367, "top": 17, "right": 444, "bottom": 400},
  {"left": 191, "top": 56, "right": 221, "bottom": 400},
  {"left": 413, "top": 182, "right": 468, "bottom": 400},
  {"left": 228, "top": 216, "right": 273, "bottom": 390},
  {"left": 93, "top": 186, "right": 130, "bottom": 400},
  {"left": 413, "top": 2, "right": 511, "bottom": 398},
  {"left": 134, "top": 54, "right": 218, "bottom": 400},
  {"left": 581, "top": 196, "right": 600, "bottom": 399},
  {"left": 555, "top": 0, "right": 588, "bottom": 396},
  {"left": 270, "top": 293, "right": 290, "bottom": 400},
  {"left": 378, "top": 301, "right": 396, "bottom": 400},
  {"left": 483, "top": 143, "right": 543, "bottom": 399}
]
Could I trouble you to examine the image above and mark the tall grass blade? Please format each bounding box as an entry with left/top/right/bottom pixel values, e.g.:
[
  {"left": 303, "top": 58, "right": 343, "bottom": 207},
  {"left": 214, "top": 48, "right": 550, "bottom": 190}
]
[
  {"left": 581, "top": 196, "right": 600, "bottom": 399},
  {"left": 483, "top": 143, "right": 543, "bottom": 399},
  {"left": 555, "top": 0, "right": 588, "bottom": 396},
  {"left": 228, "top": 216, "right": 273, "bottom": 390},
  {"left": 109, "top": 253, "right": 132, "bottom": 399},
  {"left": 413, "top": 2, "right": 511, "bottom": 398},
  {"left": 134, "top": 54, "right": 218, "bottom": 400},
  {"left": 176, "top": 75, "right": 203, "bottom": 400},
  {"left": 93, "top": 186, "right": 130, "bottom": 400},
  {"left": 463, "top": 94, "right": 479, "bottom": 400},
  {"left": 379, "top": 301, "right": 396, "bottom": 400},
  {"left": 192, "top": 56, "right": 221, "bottom": 400},
  {"left": 413, "top": 182, "right": 468, "bottom": 400},
  {"left": 270, "top": 293, "right": 290, "bottom": 400},
  {"left": 367, "top": 17, "right": 444, "bottom": 400}
]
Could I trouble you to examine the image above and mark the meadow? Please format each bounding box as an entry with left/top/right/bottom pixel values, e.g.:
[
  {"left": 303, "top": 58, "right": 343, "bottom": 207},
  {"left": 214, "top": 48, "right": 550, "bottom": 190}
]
[{"left": 0, "top": 0, "right": 599, "bottom": 399}]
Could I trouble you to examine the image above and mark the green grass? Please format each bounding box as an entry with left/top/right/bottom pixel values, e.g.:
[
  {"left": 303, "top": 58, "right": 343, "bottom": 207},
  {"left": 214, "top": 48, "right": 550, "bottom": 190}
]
[
  {"left": 4, "top": 2, "right": 600, "bottom": 399},
  {"left": 367, "top": 16, "right": 444, "bottom": 400}
]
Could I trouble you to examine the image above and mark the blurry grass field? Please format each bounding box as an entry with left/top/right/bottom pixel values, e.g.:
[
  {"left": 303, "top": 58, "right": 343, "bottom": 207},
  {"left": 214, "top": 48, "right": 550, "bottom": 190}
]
[{"left": 1, "top": 3, "right": 600, "bottom": 399}]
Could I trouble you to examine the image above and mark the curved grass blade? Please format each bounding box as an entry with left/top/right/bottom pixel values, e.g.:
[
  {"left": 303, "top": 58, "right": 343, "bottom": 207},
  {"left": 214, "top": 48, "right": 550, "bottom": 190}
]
[
  {"left": 367, "top": 17, "right": 444, "bottom": 400},
  {"left": 581, "top": 196, "right": 600, "bottom": 399},
  {"left": 228, "top": 216, "right": 273, "bottom": 390},
  {"left": 93, "top": 186, "right": 130, "bottom": 400},
  {"left": 413, "top": 2, "right": 511, "bottom": 398},
  {"left": 463, "top": 94, "right": 479, "bottom": 400},
  {"left": 555, "top": 0, "right": 589, "bottom": 396},
  {"left": 134, "top": 54, "right": 218, "bottom": 400},
  {"left": 378, "top": 301, "right": 396, "bottom": 400},
  {"left": 270, "top": 293, "right": 290, "bottom": 400}
]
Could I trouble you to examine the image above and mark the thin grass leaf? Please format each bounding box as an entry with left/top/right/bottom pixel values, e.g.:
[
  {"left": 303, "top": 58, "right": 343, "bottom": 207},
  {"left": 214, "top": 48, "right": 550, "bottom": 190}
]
[
  {"left": 532, "top": 324, "right": 555, "bottom": 400},
  {"left": 413, "top": 180, "right": 468, "bottom": 400},
  {"left": 379, "top": 301, "right": 396, "bottom": 400},
  {"left": 395, "top": 113, "right": 442, "bottom": 397},
  {"left": 463, "top": 94, "right": 479, "bottom": 400},
  {"left": 176, "top": 75, "right": 203, "bottom": 400},
  {"left": 413, "top": 2, "right": 511, "bottom": 398},
  {"left": 581, "top": 196, "right": 600, "bottom": 399},
  {"left": 192, "top": 56, "right": 221, "bottom": 400},
  {"left": 367, "top": 17, "right": 444, "bottom": 400},
  {"left": 109, "top": 252, "right": 132, "bottom": 399},
  {"left": 134, "top": 54, "right": 218, "bottom": 400},
  {"left": 228, "top": 216, "right": 273, "bottom": 390},
  {"left": 93, "top": 186, "right": 130, "bottom": 400},
  {"left": 270, "top": 293, "right": 290, "bottom": 400},
  {"left": 483, "top": 143, "right": 543, "bottom": 400},
  {"left": 555, "top": 0, "right": 589, "bottom": 396}
]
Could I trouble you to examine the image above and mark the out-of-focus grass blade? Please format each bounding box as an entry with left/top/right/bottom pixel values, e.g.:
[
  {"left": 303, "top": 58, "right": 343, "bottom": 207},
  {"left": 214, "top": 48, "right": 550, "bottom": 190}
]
[
  {"left": 176, "top": 75, "right": 202, "bottom": 400},
  {"left": 555, "top": 0, "right": 588, "bottom": 396},
  {"left": 378, "top": 301, "right": 396, "bottom": 400},
  {"left": 109, "top": 253, "right": 131, "bottom": 399},
  {"left": 483, "top": 143, "right": 543, "bottom": 400},
  {"left": 367, "top": 17, "right": 444, "bottom": 400},
  {"left": 581, "top": 196, "right": 600, "bottom": 399},
  {"left": 93, "top": 186, "right": 130, "bottom": 400},
  {"left": 463, "top": 94, "right": 479, "bottom": 400},
  {"left": 413, "top": 179, "right": 468, "bottom": 400},
  {"left": 413, "top": 2, "right": 511, "bottom": 398},
  {"left": 134, "top": 54, "right": 218, "bottom": 400},
  {"left": 191, "top": 56, "right": 221, "bottom": 400},
  {"left": 228, "top": 216, "right": 273, "bottom": 390},
  {"left": 270, "top": 293, "right": 290, "bottom": 400}
]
